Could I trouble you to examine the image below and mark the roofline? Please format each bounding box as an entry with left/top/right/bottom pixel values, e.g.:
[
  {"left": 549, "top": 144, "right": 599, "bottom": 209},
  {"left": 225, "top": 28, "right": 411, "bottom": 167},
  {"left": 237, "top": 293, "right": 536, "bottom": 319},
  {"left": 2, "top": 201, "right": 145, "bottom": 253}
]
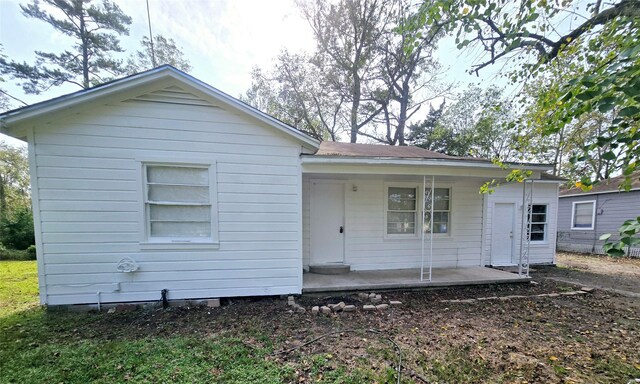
[
  {"left": 0, "top": 65, "right": 320, "bottom": 148},
  {"left": 300, "top": 155, "right": 554, "bottom": 171},
  {"left": 559, "top": 187, "right": 640, "bottom": 198}
]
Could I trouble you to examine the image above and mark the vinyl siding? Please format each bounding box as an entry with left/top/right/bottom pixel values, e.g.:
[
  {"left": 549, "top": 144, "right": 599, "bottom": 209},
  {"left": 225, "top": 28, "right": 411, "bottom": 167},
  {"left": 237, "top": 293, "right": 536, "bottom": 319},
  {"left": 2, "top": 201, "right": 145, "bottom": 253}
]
[
  {"left": 303, "top": 176, "right": 487, "bottom": 270},
  {"left": 483, "top": 183, "right": 558, "bottom": 265},
  {"left": 30, "top": 86, "right": 305, "bottom": 305},
  {"left": 557, "top": 191, "right": 640, "bottom": 255}
]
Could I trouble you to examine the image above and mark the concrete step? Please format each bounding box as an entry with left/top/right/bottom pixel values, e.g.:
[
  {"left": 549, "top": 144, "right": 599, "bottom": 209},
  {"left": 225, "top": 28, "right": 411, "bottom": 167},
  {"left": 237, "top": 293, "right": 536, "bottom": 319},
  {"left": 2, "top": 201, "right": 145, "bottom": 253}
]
[{"left": 309, "top": 263, "right": 351, "bottom": 275}]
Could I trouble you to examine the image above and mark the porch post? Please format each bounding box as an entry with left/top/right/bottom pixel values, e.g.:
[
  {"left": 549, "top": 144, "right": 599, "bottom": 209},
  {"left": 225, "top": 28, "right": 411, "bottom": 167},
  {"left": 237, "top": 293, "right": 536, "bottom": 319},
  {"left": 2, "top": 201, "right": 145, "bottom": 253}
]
[
  {"left": 420, "top": 175, "right": 426, "bottom": 281},
  {"left": 429, "top": 175, "right": 434, "bottom": 281}
]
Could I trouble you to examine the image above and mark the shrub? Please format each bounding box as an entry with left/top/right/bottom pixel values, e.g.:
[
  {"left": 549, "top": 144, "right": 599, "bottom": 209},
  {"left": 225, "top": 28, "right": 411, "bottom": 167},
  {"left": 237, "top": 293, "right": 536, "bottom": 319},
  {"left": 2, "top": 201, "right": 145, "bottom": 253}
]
[
  {"left": 26, "top": 245, "right": 37, "bottom": 259},
  {"left": 0, "top": 247, "right": 32, "bottom": 261},
  {"left": 0, "top": 207, "right": 35, "bottom": 250}
]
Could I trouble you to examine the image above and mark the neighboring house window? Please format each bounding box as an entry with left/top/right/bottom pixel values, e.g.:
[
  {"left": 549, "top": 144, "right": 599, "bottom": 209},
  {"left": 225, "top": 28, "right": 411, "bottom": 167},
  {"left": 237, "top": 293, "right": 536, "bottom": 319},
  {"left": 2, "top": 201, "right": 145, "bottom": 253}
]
[
  {"left": 144, "top": 164, "right": 215, "bottom": 243},
  {"left": 387, "top": 186, "right": 417, "bottom": 235},
  {"left": 572, "top": 201, "right": 596, "bottom": 230},
  {"left": 424, "top": 187, "right": 451, "bottom": 234},
  {"left": 527, "top": 204, "right": 547, "bottom": 241}
]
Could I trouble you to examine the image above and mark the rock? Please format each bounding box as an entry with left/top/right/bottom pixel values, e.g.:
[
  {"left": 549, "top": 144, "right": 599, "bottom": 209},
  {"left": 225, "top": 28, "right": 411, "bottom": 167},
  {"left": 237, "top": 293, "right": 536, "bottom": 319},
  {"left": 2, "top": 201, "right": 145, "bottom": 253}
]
[
  {"left": 358, "top": 293, "right": 369, "bottom": 300},
  {"left": 363, "top": 305, "right": 376, "bottom": 311},
  {"left": 371, "top": 296, "right": 383, "bottom": 304},
  {"left": 331, "top": 302, "right": 346, "bottom": 312},
  {"left": 207, "top": 299, "right": 221, "bottom": 308},
  {"left": 294, "top": 305, "right": 306, "bottom": 313},
  {"left": 287, "top": 296, "right": 295, "bottom": 306},
  {"left": 530, "top": 280, "right": 539, "bottom": 285},
  {"left": 320, "top": 306, "right": 331, "bottom": 314},
  {"left": 389, "top": 300, "right": 402, "bottom": 306},
  {"left": 107, "top": 307, "right": 116, "bottom": 314},
  {"left": 376, "top": 304, "right": 389, "bottom": 310},
  {"left": 311, "top": 306, "right": 320, "bottom": 315},
  {"left": 581, "top": 287, "right": 595, "bottom": 293},
  {"left": 369, "top": 293, "right": 377, "bottom": 299},
  {"left": 343, "top": 305, "right": 356, "bottom": 312}
]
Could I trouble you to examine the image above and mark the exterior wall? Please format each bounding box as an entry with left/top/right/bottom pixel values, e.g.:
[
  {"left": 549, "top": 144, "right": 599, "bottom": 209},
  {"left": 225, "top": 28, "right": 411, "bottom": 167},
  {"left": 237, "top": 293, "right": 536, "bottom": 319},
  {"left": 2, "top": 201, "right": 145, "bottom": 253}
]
[
  {"left": 29, "top": 87, "right": 305, "bottom": 305},
  {"left": 483, "top": 182, "right": 558, "bottom": 265},
  {"left": 303, "top": 175, "right": 487, "bottom": 270},
  {"left": 557, "top": 191, "right": 640, "bottom": 256}
]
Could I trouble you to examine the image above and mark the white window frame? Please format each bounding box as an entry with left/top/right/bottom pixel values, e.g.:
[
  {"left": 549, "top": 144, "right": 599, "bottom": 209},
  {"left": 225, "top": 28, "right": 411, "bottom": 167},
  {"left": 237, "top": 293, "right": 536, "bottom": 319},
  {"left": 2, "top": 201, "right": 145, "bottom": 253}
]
[
  {"left": 384, "top": 183, "right": 419, "bottom": 238},
  {"left": 528, "top": 204, "right": 548, "bottom": 242},
  {"left": 424, "top": 187, "right": 452, "bottom": 235},
  {"left": 137, "top": 158, "right": 219, "bottom": 250},
  {"left": 571, "top": 200, "right": 596, "bottom": 230}
]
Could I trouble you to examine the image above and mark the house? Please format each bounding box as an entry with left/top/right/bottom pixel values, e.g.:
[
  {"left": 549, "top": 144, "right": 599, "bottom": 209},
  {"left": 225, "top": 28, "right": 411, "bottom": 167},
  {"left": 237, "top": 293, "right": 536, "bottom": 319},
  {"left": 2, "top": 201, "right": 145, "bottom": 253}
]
[
  {"left": 557, "top": 173, "right": 640, "bottom": 256},
  {"left": 0, "top": 66, "right": 562, "bottom": 307}
]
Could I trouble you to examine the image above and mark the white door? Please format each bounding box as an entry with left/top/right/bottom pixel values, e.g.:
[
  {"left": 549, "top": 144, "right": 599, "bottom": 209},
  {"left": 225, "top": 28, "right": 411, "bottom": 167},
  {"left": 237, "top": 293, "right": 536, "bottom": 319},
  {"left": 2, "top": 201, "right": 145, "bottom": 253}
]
[
  {"left": 310, "top": 181, "right": 345, "bottom": 265},
  {"left": 491, "top": 203, "right": 515, "bottom": 265}
]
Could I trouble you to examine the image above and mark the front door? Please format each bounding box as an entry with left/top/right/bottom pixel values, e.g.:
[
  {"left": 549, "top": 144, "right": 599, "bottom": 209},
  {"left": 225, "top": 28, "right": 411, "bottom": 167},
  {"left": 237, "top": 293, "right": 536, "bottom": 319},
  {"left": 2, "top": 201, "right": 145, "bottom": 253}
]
[
  {"left": 491, "top": 202, "right": 515, "bottom": 265},
  {"left": 310, "top": 181, "right": 345, "bottom": 265}
]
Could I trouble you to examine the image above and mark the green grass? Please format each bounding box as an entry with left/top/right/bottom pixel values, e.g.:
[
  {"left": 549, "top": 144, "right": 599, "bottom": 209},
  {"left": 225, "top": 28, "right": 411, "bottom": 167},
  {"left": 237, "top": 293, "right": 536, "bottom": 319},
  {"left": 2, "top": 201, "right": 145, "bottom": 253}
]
[{"left": 0, "top": 261, "right": 39, "bottom": 317}]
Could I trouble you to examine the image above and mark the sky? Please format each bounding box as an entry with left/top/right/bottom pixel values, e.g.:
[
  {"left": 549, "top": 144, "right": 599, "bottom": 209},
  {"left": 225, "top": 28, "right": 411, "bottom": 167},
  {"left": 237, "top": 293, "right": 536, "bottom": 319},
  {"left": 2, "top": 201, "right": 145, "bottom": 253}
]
[{"left": 0, "top": 0, "right": 495, "bottom": 147}]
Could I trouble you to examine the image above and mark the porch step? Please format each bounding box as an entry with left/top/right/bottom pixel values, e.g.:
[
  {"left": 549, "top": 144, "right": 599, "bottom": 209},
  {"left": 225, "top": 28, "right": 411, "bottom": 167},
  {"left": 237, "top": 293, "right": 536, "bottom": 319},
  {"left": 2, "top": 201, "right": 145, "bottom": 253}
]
[{"left": 309, "top": 263, "right": 351, "bottom": 275}]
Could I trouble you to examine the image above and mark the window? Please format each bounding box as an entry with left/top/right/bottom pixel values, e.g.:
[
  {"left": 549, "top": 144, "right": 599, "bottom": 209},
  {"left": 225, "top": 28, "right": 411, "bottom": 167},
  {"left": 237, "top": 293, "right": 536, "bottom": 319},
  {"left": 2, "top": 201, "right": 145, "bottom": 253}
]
[
  {"left": 386, "top": 187, "right": 417, "bottom": 235},
  {"left": 144, "top": 164, "right": 215, "bottom": 243},
  {"left": 424, "top": 187, "right": 451, "bottom": 234},
  {"left": 572, "top": 201, "right": 595, "bottom": 230},
  {"left": 527, "top": 204, "right": 547, "bottom": 241}
]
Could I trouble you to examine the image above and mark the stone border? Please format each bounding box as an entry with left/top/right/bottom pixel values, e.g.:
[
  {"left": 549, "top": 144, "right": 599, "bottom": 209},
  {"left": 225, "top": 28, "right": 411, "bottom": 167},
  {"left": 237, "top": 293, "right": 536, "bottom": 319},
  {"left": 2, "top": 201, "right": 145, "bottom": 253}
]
[{"left": 439, "top": 286, "right": 595, "bottom": 304}]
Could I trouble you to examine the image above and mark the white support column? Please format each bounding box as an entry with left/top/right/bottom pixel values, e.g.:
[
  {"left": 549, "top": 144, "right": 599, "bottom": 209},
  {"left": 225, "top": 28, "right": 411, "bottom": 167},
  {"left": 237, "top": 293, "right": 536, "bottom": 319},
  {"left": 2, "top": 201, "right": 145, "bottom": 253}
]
[
  {"left": 420, "top": 175, "right": 426, "bottom": 281},
  {"left": 429, "top": 175, "right": 434, "bottom": 281}
]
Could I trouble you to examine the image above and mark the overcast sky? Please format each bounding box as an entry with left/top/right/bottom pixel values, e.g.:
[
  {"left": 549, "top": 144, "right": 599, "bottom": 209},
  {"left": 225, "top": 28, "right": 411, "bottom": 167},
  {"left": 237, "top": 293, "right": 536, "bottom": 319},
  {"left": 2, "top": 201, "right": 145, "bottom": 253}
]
[{"left": 0, "top": 0, "right": 495, "bottom": 146}]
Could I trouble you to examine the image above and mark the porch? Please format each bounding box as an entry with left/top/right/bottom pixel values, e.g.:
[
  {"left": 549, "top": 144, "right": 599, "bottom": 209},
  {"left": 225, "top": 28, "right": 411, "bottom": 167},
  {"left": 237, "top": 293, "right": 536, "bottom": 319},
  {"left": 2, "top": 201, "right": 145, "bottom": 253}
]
[{"left": 302, "top": 267, "right": 529, "bottom": 293}]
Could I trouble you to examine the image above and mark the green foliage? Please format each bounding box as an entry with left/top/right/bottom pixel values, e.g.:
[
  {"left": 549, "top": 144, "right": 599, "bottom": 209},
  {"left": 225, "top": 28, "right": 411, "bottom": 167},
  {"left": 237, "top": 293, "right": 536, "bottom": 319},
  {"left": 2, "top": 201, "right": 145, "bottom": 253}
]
[
  {"left": 126, "top": 35, "right": 192, "bottom": 74},
  {"left": 0, "top": 206, "right": 35, "bottom": 250},
  {"left": 0, "top": 0, "right": 132, "bottom": 93},
  {"left": 600, "top": 216, "right": 640, "bottom": 257}
]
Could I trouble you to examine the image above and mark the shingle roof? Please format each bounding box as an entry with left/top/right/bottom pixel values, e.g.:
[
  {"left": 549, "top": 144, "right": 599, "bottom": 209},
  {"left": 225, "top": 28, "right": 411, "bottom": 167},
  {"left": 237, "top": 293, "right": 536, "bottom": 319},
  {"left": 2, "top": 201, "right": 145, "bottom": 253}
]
[
  {"left": 314, "top": 141, "right": 488, "bottom": 162},
  {"left": 560, "top": 172, "right": 640, "bottom": 196}
]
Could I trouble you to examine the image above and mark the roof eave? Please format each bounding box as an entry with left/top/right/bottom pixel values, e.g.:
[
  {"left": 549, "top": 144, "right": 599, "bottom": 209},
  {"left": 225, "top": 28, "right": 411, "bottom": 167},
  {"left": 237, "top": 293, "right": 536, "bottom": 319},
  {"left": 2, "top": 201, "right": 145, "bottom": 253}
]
[{"left": 301, "top": 155, "right": 554, "bottom": 171}]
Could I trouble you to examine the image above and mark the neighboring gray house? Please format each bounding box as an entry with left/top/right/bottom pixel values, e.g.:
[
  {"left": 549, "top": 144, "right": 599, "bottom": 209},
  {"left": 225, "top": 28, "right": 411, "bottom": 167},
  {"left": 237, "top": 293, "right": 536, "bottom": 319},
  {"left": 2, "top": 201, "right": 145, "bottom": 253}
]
[{"left": 557, "top": 173, "right": 640, "bottom": 256}]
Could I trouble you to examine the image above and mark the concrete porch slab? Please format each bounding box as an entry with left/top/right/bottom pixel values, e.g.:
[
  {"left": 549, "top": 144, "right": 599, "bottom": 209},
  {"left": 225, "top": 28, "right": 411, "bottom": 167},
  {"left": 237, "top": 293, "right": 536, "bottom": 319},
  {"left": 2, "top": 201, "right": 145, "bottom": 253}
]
[{"left": 302, "top": 267, "right": 529, "bottom": 293}]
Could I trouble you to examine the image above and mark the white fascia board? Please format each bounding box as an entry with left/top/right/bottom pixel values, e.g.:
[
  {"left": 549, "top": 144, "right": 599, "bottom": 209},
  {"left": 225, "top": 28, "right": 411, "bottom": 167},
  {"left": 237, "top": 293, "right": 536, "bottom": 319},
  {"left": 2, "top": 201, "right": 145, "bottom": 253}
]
[{"left": 300, "top": 156, "right": 553, "bottom": 172}]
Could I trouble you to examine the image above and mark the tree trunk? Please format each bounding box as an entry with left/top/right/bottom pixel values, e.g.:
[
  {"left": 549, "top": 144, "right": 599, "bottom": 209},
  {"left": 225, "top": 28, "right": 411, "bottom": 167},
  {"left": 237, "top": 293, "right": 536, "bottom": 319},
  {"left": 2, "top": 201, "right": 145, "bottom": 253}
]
[{"left": 350, "top": 72, "right": 361, "bottom": 143}]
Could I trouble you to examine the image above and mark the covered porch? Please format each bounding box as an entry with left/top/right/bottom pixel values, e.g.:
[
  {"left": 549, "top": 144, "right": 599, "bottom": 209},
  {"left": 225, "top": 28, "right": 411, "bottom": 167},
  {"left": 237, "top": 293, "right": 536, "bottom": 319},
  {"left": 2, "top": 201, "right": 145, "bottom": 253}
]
[{"left": 302, "top": 267, "right": 528, "bottom": 293}]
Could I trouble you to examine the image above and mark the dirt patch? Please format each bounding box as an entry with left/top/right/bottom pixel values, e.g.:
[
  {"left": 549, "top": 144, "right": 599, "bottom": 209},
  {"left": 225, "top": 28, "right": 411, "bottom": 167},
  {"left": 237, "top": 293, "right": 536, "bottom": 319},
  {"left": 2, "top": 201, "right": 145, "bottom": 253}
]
[{"left": 535, "top": 252, "right": 640, "bottom": 294}]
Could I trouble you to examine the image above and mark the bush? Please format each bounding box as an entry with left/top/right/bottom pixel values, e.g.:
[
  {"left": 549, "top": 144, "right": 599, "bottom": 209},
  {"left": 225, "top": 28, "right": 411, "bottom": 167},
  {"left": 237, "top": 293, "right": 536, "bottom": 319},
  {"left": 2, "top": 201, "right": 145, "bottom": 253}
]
[
  {"left": 0, "top": 246, "right": 33, "bottom": 261},
  {"left": 27, "top": 245, "right": 37, "bottom": 258},
  {"left": 0, "top": 207, "right": 35, "bottom": 250}
]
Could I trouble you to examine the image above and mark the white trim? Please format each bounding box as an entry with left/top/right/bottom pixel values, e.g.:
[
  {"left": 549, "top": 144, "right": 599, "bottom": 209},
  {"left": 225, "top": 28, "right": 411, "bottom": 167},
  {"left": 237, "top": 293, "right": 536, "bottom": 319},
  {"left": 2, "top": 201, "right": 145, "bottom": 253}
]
[
  {"left": 528, "top": 203, "right": 549, "bottom": 244},
  {"left": 301, "top": 156, "right": 553, "bottom": 171},
  {"left": 384, "top": 182, "right": 420, "bottom": 239},
  {"left": 295, "top": 159, "right": 304, "bottom": 293},
  {"left": 571, "top": 200, "right": 596, "bottom": 230},
  {"left": 27, "top": 128, "right": 47, "bottom": 305},
  {"left": 489, "top": 201, "right": 517, "bottom": 266},
  {"left": 1, "top": 66, "right": 320, "bottom": 149},
  {"left": 136, "top": 158, "right": 220, "bottom": 250}
]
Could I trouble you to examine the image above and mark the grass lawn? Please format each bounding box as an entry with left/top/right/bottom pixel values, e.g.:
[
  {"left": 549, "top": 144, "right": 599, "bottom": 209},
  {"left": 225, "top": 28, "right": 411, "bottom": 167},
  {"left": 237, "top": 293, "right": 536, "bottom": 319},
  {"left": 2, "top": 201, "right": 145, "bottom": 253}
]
[{"left": 1, "top": 260, "right": 639, "bottom": 383}]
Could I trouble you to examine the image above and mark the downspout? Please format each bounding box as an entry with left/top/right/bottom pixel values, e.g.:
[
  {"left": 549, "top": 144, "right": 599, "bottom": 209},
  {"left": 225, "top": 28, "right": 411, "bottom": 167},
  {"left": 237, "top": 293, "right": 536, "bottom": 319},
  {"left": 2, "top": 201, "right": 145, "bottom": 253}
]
[{"left": 591, "top": 194, "right": 600, "bottom": 254}]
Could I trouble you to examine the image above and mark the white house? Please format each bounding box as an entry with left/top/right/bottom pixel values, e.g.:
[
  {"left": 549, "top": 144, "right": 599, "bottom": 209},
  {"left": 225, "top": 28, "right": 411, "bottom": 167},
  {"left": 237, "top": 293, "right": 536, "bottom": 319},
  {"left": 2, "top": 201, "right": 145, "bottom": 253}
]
[{"left": 1, "top": 66, "right": 561, "bottom": 307}]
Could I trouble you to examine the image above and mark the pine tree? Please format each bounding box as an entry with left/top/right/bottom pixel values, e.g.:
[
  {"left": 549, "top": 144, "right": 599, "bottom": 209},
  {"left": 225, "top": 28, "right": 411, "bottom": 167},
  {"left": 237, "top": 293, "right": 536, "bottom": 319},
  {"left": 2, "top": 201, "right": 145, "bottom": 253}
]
[
  {"left": 126, "top": 35, "right": 192, "bottom": 74},
  {"left": 0, "top": 0, "right": 132, "bottom": 94}
]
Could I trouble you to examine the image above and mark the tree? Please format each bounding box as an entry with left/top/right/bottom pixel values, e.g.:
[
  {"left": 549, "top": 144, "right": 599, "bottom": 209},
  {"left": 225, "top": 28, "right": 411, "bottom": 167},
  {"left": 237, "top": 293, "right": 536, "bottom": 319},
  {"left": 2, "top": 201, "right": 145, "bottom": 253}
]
[
  {"left": 0, "top": 141, "right": 30, "bottom": 219},
  {"left": 0, "top": 0, "right": 132, "bottom": 94},
  {"left": 408, "top": 0, "right": 639, "bottom": 188},
  {"left": 126, "top": 35, "right": 192, "bottom": 74},
  {"left": 298, "top": 0, "right": 392, "bottom": 143}
]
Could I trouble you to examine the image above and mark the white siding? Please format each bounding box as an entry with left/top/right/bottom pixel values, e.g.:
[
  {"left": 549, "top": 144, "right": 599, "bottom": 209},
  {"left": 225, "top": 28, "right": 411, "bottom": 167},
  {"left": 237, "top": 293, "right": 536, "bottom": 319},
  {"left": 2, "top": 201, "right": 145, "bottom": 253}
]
[
  {"left": 31, "top": 86, "right": 306, "bottom": 305},
  {"left": 483, "top": 182, "right": 558, "bottom": 265},
  {"left": 303, "top": 176, "right": 487, "bottom": 270}
]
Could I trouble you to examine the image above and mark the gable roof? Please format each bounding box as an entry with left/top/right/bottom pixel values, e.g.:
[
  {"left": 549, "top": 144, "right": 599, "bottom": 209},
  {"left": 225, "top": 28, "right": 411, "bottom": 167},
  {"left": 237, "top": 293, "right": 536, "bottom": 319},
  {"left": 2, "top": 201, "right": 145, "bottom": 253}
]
[
  {"left": 560, "top": 172, "right": 640, "bottom": 197},
  {"left": 0, "top": 65, "right": 320, "bottom": 148}
]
